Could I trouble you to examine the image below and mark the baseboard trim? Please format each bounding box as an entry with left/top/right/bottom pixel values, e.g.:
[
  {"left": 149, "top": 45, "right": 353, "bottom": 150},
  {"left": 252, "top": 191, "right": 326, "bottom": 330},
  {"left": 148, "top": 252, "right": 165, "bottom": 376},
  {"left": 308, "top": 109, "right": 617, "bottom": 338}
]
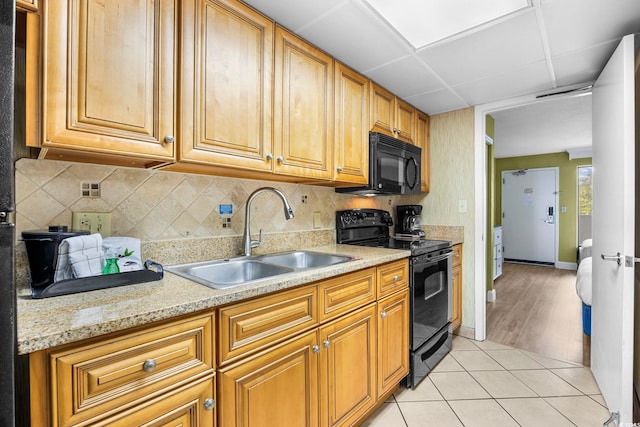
[
  {"left": 487, "top": 289, "right": 496, "bottom": 302},
  {"left": 556, "top": 261, "right": 578, "bottom": 271},
  {"left": 454, "top": 326, "right": 475, "bottom": 339}
]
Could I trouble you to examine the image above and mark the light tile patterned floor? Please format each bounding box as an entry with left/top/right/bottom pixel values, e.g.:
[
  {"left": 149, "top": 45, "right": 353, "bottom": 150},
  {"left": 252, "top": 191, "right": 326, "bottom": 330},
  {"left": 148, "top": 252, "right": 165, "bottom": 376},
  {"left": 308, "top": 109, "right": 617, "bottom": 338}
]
[{"left": 361, "top": 336, "right": 611, "bottom": 427}]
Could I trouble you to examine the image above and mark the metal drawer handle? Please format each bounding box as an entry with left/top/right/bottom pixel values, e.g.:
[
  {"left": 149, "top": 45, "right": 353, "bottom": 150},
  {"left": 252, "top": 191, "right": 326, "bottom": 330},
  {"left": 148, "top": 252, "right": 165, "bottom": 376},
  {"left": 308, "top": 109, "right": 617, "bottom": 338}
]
[
  {"left": 336, "top": 166, "right": 343, "bottom": 172},
  {"left": 164, "top": 135, "right": 174, "bottom": 144},
  {"left": 142, "top": 359, "right": 157, "bottom": 372},
  {"left": 381, "top": 311, "right": 387, "bottom": 319},
  {"left": 601, "top": 253, "right": 622, "bottom": 266},
  {"left": 203, "top": 398, "right": 215, "bottom": 411},
  {"left": 392, "top": 275, "right": 399, "bottom": 281}
]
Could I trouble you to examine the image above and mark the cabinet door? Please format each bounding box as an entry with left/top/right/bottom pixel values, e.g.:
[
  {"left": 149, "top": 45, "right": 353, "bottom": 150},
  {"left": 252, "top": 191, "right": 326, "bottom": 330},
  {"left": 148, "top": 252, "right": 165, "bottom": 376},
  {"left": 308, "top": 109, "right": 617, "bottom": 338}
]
[
  {"left": 370, "top": 83, "right": 395, "bottom": 138},
  {"left": 395, "top": 99, "right": 416, "bottom": 144},
  {"left": 44, "top": 0, "right": 176, "bottom": 161},
  {"left": 451, "top": 264, "right": 463, "bottom": 330},
  {"left": 274, "top": 26, "right": 333, "bottom": 180},
  {"left": 93, "top": 377, "right": 216, "bottom": 427},
  {"left": 179, "top": 0, "right": 274, "bottom": 172},
  {"left": 377, "top": 290, "right": 409, "bottom": 398},
  {"left": 219, "top": 330, "right": 319, "bottom": 427},
  {"left": 319, "top": 304, "right": 376, "bottom": 427},
  {"left": 334, "top": 62, "right": 369, "bottom": 184},
  {"left": 416, "top": 110, "right": 430, "bottom": 193}
]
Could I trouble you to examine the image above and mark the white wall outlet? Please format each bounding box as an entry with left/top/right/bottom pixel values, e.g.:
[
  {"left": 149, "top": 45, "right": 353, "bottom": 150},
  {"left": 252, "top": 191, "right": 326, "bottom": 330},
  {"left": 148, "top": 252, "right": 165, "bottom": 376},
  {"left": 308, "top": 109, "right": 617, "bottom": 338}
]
[
  {"left": 313, "top": 212, "right": 321, "bottom": 229},
  {"left": 458, "top": 199, "right": 467, "bottom": 213},
  {"left": 72, "top": 212, "right": 112, "bottom": 236}
]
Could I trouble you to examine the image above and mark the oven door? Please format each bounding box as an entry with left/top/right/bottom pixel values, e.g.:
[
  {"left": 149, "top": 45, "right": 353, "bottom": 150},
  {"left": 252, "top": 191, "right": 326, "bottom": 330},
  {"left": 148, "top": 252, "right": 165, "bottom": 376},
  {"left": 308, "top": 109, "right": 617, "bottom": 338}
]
[{"left": 410, "top": 249, "right": 452, "bottom": 349}]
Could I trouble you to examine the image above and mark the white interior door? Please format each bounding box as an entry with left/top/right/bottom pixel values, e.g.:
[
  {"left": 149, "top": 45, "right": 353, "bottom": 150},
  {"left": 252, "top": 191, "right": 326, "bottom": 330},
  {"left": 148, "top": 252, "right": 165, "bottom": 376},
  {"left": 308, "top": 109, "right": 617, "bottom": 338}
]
[
  {"left": 591, "top": 34, "right": 636, "bottom": 424},
  {"left": 501, "top": 168, "right": 557, "bottom": 265}
]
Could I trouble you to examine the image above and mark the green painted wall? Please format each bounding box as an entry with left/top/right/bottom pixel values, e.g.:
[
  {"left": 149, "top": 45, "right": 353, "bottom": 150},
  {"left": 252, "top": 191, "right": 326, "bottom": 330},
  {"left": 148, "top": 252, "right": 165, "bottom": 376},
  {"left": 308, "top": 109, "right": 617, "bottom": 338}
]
[
  {"left": 485, "top": 115, "right": 495, "bottom": 291},
  {"left": 494, "top": 153, "right": 592, "bottom": 264}
]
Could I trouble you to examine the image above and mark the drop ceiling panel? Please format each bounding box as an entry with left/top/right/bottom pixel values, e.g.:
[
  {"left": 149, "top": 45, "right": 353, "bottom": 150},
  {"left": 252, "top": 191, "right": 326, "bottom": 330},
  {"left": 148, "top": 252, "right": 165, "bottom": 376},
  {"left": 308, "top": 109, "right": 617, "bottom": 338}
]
[
  {"left": 492, "top": 95, "right": 592, "bottom": 158},
  {"left": 296, "top": 1, "right": 412, "bottom": 72},
  {"left": 453, "top": 61, "right": 551, "bottom": 105},
  {"left": 552, "top": 40, "right": 618, "bottom": 87},
  {"left": 365, "top": 56, "right": 445, "bottom": 98},
  {"left": 242, "top": 0, "right": 347, "bottom": 33},
  {"left": 416, "top": 9, "right": 544, "bottom": 87},
  {"left": 541, "top": 0, "right": 640, "bottom": 56},
  {"left": 404, "top": 89, "right": 468, "bottom": 115}
]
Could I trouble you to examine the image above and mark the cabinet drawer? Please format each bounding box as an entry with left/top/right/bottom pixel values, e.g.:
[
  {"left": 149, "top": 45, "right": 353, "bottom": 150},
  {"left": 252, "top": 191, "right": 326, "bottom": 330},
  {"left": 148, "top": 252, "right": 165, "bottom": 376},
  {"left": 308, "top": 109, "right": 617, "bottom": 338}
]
[
  {"left": 496, "top": 244, "right": 503, "bottom": 259},
  {"left": 452, "top": 244, "right": 463, "bottom": 268},
  {"left": 218, "top": 285, "right": 317, "bottom": 365},
  {"left": 318, "top": 267, "right": 376, "bottom": 322},
  {"left": 50, "top": 312, "right": 215, "bottom": 427},
  {"left": 91, "top": 376, "right": 215, "bottom": 427},
  {"left": 493, "top": 227, "right": 503, "bottom": 245},
  {"left": 377, "top": 259, "right": 409, "bottom": 298}
]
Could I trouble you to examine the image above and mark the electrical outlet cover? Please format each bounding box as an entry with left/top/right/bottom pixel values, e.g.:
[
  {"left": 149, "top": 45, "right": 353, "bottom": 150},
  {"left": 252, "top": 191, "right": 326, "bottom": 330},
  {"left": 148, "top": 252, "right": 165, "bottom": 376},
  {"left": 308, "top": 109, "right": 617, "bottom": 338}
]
[{"left": 72, "top": 212, "right": 112, "bottom": 236}]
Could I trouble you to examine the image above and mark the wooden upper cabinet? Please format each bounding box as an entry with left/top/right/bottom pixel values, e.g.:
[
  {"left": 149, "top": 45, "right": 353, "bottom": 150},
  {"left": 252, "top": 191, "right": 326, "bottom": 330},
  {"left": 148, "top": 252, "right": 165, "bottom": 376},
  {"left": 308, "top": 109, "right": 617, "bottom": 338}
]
[
  {"left": 42, "top": 0, "right": 177, "bottom": 163},
  {"left": 274, "top": 26, "right": 333, "bottom": 180},
  {"left": 334, "top": 62, "right": 369, "bottom": 185},
  {"left": 178, "top": 0, "right": 274, "bottom": 173},
  {"left": 395, "top": 99, "right": 416, "bottom": 144},
  {"left": 370, "top": 83, "right": 395, "bottom": 138},
  {"left": 370, "top": 82, "right": 416, "bottom": 144},
  {"left": 416, "top": 110, "right": 430, "bottom": 193}
]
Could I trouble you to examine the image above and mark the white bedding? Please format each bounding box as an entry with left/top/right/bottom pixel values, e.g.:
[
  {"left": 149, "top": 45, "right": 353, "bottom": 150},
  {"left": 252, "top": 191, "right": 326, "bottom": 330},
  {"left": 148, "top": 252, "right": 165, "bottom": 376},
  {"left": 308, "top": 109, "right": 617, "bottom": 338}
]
[
  {"left": 579, "top": 239, "right": 592, "bottom": 263},
  {"left": 576, "top": 256, "right": 592, "bottom": 306}
]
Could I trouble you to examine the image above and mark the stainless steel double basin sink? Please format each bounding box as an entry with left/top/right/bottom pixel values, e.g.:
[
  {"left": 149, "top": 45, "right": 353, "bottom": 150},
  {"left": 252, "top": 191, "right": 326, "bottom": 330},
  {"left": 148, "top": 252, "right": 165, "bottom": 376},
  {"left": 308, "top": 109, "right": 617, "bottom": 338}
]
[{"left": 166, "top": 250, "right": 359, "bottom": 289}]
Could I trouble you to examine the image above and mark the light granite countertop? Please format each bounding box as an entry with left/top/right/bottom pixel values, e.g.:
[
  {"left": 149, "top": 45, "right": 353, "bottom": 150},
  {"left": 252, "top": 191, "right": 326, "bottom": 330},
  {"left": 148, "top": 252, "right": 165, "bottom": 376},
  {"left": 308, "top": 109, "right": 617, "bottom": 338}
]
[{"left": 16, "top": 244, "right": 410, "bottom": 355}]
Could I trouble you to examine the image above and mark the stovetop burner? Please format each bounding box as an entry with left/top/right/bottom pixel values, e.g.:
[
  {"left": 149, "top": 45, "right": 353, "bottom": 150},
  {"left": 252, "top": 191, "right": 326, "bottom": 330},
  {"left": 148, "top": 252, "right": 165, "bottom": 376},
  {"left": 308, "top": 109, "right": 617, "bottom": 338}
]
[{"left": 336, "top": 208, "right": 452, "bottom": 256}]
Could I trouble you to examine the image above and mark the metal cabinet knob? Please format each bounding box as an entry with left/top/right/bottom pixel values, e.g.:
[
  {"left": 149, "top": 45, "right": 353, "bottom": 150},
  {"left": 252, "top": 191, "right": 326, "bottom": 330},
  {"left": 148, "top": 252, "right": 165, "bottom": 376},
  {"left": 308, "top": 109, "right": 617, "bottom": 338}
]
[
  {"left": 277, "top": 156, "right": 284, "bottom": 163},
  {"left": 336, "top": 166, "right": 343, "bottom": 172},
  {"left": 312, "top": 345, "right": 320, "bottom": 354},
  {"left": 323, "top": 340, "right": 330, "bottom": 348},
  {"left": 266, "top": 153, "right": 274, "bottom": 160},
  {"left": 393, "top": 127, "right": 398, "bottom": 134},
  {"left": 203, "top": 398, "right": 215, "bottom": 411},
  {"left": 392, "top": 275, "right": 399, "bottom": 281},
  {"left": 142, "top": 359, "right": 157, "bottom": 372},
  {"left": 381, "top": 311, "right": 387, "bottom": 319},
  {"left": 164, "top": 135, "right": 174, "bottom": 144}
]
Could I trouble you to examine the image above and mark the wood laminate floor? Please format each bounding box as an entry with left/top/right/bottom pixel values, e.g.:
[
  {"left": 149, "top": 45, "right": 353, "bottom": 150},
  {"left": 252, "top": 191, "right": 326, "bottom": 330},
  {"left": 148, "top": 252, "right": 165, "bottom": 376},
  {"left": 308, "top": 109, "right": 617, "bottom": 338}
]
[{"left": 486, "top": 262, "right": 590, "bottom": 366}]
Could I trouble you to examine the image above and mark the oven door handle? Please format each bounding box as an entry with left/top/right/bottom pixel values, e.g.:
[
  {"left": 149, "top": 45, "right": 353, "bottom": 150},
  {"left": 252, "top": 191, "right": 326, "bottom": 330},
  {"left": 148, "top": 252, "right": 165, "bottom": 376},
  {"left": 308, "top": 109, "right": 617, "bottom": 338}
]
[{"left": 428, "top": 249, "right": 453, "bottom": 263}]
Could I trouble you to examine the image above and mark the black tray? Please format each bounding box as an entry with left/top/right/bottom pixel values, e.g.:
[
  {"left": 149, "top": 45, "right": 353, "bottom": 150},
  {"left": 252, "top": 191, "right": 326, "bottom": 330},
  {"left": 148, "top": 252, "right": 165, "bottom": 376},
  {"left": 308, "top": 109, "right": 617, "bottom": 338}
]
[{"left": 31, "top": 260, "right": 164, "bottom": 299}]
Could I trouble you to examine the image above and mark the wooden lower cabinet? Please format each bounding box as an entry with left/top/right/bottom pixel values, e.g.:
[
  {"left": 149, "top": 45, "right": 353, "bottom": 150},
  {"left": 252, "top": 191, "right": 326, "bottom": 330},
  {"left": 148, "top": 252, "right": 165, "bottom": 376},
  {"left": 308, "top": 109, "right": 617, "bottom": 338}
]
[
  {"left": 377, "top": 290, "right": 410, "bottom": 398},
  {"left": 319, "top": 304, "right": 376, "bottom": 427},
  {"left": 451, "top": 244, "right": 463, "bottom": 331},
  {"left": 218, "top": 330, "right": 320, "bottom": 427},
  {"left": 29, "top": 261, "right": 409, "bottom": 427}
]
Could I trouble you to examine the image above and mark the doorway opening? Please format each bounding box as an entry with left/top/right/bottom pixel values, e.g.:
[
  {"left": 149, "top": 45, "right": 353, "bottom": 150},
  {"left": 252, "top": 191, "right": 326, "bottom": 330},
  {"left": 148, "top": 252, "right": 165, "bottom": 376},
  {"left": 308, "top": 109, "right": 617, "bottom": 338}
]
[{"left": 577, "top": 165, "right": 593, "bottom": 246}]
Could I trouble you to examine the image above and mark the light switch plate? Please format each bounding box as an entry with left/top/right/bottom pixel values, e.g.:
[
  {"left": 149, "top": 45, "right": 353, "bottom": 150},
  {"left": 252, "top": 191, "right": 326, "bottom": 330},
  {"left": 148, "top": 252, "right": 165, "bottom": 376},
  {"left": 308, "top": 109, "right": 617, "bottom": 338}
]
[
  {"left": 72, "top": 212, "right": 112, "bottom": 236},
  {"left": 458, "top": 200, "right": 467, "bottom": 213}
]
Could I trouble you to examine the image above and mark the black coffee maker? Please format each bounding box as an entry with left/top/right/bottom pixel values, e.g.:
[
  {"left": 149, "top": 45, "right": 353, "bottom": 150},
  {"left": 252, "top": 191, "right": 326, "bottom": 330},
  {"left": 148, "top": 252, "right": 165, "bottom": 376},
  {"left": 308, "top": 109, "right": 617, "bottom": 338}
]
[
  {"left": 395, "top": 205, "right": 425, "bottom": 238},
  {"left": 22, "top": 226, "right": 89, "bottom": 289}
]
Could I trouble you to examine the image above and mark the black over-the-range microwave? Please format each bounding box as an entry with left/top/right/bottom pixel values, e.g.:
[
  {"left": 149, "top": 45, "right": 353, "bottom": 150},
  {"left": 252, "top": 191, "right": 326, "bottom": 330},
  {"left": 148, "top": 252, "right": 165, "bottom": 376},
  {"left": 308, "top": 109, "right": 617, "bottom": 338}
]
[{"left": 336, "top": 132, "right": 422, "bottom": 196}]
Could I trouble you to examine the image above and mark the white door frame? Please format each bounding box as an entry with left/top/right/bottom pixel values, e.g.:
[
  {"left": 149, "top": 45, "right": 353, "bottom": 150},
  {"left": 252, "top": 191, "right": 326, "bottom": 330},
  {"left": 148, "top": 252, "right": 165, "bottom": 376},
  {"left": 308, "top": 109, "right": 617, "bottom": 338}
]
[
  {"left": 501, "top": 167, "right": 559, "bottom": 266},
  {"left": 472, "top": 84, "right": 592, "bottom": 341}
]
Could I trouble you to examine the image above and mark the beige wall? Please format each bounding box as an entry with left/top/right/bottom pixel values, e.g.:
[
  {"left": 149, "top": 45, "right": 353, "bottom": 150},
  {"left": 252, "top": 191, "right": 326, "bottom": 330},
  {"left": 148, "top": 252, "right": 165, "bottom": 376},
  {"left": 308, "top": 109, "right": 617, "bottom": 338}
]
[{"left": 407, "top": 107, "right": 476, "bottom": 329}]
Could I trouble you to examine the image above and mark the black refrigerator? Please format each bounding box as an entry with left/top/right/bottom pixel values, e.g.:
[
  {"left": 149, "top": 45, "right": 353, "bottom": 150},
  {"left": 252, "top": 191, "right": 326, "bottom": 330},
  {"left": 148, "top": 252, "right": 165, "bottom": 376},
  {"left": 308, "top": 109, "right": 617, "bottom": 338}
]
[{"left": 0, "top": 1, "right": 16, "bottom": 426}]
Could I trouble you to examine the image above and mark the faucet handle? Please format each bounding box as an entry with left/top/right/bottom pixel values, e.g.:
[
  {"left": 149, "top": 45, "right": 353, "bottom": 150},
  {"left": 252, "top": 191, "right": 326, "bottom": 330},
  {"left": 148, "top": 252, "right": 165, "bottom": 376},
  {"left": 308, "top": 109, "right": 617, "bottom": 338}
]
[{"left": 251, "top": 229, "right": 262, "bottom": 249}]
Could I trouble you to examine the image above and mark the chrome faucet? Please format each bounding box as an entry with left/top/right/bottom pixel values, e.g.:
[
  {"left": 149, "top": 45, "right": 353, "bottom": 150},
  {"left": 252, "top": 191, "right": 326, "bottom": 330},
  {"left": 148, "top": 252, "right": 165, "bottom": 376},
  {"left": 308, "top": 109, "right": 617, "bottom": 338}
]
[{"left": 242, "top": 187, "right": 294, "bottom": 256}]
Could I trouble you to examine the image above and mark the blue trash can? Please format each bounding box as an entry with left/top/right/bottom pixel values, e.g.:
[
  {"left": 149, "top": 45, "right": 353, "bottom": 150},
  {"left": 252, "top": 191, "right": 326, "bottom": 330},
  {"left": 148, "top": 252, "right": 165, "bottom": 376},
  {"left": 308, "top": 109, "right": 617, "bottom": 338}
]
[{"left": 582, "top": 302, "right": 591, "bottom": 336}]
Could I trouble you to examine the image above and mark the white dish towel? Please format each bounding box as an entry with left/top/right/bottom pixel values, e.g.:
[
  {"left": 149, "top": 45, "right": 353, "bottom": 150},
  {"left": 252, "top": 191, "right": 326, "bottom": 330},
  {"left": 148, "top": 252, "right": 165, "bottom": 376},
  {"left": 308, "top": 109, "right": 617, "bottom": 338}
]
[{"left": 54, "top": 233, "right": 104, "bottom": 281}]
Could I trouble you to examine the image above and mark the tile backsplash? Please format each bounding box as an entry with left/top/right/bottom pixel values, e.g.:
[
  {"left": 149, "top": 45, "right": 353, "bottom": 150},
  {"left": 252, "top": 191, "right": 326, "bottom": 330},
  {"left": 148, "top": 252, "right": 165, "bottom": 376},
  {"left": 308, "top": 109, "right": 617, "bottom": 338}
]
[{"left": 15, "top": 159, "right": 409, "bottom": 289}]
